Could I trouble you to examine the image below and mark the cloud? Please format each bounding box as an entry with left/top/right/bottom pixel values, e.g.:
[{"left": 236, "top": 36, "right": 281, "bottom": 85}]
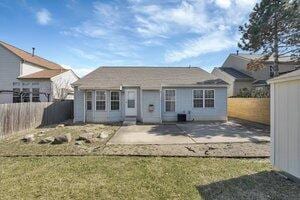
[
  {"left": 36, "top": 8, "right": 51, "bottom": 25},
  {"left": 61, "top": 64, "right": 94, "bottom": 77},
  {"left": 214, "top": 0, "right": 231, "bottom": 9},
  {"left": 165, "top": 31, "right": 236, "bottom": 63}
]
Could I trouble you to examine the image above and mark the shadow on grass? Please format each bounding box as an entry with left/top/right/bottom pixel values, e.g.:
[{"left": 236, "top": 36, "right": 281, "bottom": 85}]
[{"left": 197, "top": 171, "right": 300, "bottom": 200}]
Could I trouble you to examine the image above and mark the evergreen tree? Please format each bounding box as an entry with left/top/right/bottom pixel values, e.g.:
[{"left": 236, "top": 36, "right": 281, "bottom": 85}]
[{"left": 238, "top": 0, "right": 299, "bottom": 76}]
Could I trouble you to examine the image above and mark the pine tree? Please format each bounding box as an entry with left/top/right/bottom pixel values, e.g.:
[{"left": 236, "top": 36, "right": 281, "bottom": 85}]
[{"left": 238, "top": 0, "right": 300, "bottom": 77}]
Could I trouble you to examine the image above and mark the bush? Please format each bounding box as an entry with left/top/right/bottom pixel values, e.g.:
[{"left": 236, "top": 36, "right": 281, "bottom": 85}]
[{"left": 235, "top": 88, "right": 270, "bottom": 98}]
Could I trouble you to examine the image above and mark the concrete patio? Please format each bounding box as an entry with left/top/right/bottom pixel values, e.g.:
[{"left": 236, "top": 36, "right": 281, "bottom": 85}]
[{"left": 108, "top": 120, "right": 270, "bottom": 145}]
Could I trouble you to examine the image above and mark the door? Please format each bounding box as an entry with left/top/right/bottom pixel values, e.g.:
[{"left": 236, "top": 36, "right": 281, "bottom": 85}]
[{"left": 125, "top": 89, "right": 137, "bottom": 116}]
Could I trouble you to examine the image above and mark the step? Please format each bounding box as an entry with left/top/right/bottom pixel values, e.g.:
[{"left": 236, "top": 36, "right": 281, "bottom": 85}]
[{"left": 123, "top": 116, "right": 137, "bottom": 125}]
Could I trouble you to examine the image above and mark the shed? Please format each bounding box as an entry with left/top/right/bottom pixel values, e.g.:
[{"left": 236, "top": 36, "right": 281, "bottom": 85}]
[{"left": 267, "top": 69, "right": 300, "bottom": 180}]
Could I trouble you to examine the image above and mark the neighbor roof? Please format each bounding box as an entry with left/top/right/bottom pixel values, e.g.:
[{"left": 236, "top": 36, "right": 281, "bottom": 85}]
[
  {"left": 18, "top": 69, "right": 68, "bottom": 79},
  {"left": 0, "top": 40, "right": 64, "bottom": 70},
  {"left": 73, "top": 67, "right": 228, "bottom": 89},
  {"left": 219, "top": 67, "right": 253, "bottom": 80},
  {"left": 232, "top": 53, "right": 297, "bottom": 63},
  {"left": 267, "top": 69, "right": 300, "bottom": 84}
]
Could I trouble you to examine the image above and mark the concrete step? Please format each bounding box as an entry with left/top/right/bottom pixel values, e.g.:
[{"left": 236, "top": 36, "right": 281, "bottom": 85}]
[{"left": 123, "top": 116, "right": 137, "bottom": 125}]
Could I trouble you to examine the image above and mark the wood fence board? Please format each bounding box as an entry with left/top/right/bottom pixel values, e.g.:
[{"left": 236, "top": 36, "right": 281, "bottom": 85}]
[{"left": 0, "top": 101, "right": 73, "bottom": 138}]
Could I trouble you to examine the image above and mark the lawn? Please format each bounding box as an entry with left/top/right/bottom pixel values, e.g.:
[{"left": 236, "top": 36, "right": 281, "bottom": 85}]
[{"left": 0, "top": 156, "right": 299, "bottom": 199}]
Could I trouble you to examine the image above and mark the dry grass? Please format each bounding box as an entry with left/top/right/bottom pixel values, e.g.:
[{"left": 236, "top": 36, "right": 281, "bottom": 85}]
[{"left": 0, "top": 156, "right": 299, "bottom": 200}]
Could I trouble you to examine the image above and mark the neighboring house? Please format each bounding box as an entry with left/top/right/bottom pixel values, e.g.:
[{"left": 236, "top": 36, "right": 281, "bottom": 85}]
[
  {"left": 0, "top": 40, "right": 79, "bottom": 104},
  {"left": 72, "top": 67, "right": 228, "bottom": 124},
  {"left": 267, "top": 69, "right": 300, "bottom": 181},
  {"left": 212, "top": 53, "right": 300, "bottom": 97}
]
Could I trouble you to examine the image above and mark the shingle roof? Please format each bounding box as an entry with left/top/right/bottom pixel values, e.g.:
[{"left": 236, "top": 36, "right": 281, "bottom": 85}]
[
  {"left": 73, "top": 67, "right": 228, "bottom": 89},
  {"left": 233, "top": 53, "right": 297, "bottom": 63},
  {"left": 0, "top": 40, "right": 64, "bottom": 70},
  {"left": 18, "top": 69, "right": 68, "bottom": 79},
  {"left": 252, "top": 80, "right": 268, "bottom": 86},
  {"left": 219, "top": 67, "right": 253, "bottom": 80}
]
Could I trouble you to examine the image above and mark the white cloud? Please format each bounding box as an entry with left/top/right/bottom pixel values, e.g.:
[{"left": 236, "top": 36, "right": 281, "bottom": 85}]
[
  {"left": 214, "top": 0, "right": 231, "bottom": 9},
  {"left": 36, "top": 8, "right": 51, "bottom": 25},
  {"left": 165, "top": 31, "right": 236, "bottom": 63}
]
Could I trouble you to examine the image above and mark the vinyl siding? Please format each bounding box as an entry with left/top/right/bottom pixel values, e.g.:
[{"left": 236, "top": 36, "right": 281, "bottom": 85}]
[
  {"left": 142, "top": 90, "right": 161, "bottom": 123},
  {"left": 212, "top": 68, "right": 235, "bottom": 97},
  {"left": 161, "top": 88, "right": 227, "bottom": 121},
  {"left": 21, "top": 62, "right": 43, "bottom": 76},
  {"left": 73, "top": 87, "right": 85, "bottom": 122},
  {"left": 271, "top": 79, "right": 300, "bottom": 179},
  {"left": 0, "top": 45, "right": 21, "bottom": 104}
]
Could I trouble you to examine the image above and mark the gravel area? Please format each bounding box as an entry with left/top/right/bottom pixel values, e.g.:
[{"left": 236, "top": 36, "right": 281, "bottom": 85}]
[{"left": 100, "top": 142, "right": 270, "bottom": 157}]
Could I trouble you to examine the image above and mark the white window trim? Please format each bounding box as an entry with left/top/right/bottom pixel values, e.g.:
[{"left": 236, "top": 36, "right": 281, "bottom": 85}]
[
  {"left": 86, "top": 91, "right": 93, "bottom": 111},
  {"left": 192, "top": 89, "right": 204, "bottom": 108},
  {"left": 164, "top": 89, "right": 176, "bottom": 112},
  {"left": 110, "top": 91, "right": 121, "bottom": 111},
  {"left": 95, "top": 90, "right": 107, "bottom": 111},
  {"left": 192, "top": 89, "right": 215, "bottom": 109}
]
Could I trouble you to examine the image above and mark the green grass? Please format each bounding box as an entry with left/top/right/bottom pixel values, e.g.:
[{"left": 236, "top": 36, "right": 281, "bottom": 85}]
[{"left": 1, "top": 156, "right": 299, "bottom": 200}]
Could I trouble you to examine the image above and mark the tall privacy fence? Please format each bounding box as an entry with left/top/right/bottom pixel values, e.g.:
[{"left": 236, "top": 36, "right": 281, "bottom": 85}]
[
  {"left": 0, "top": 101, "right": 73, "bottom": 138},
  {"left": 228, "top": 98, "right": 270, "bottom": 125}
]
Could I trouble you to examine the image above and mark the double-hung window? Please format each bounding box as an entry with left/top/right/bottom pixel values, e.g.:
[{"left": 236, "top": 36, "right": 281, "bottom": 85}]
[
  {"left": 193, "top": 90, "right": 203, "bottom": 108},
  {"left": 32, "top": 88, "right": 40, "bottom": 102},
  {"left": 193, "top": 89, "right": 215, "bottom": 108},
  {"left": 22, "top": 88, "right": 30, "bottom": 102},
  {"left": 165, "top": 89, "right": 175, "bottom": 112},
  {"left": 110, "top": 91, "right": 120, "bottom": 111},
  {"left": 13, "top": 88, "right": 21, "bottom": 103},
  {"left": 96, "top": 91, "right": 106, "bottom": 111},
  {"left": 86, "top": 91, "right": 92, "bottom": 110},
  {"left": 204, "top": 90, "right": 214, "bottom": 108}
]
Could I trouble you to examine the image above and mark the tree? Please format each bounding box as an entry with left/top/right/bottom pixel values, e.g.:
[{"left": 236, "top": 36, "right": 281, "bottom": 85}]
[{"left": 238, "top": 0, "right": 299, "bottom": 77}]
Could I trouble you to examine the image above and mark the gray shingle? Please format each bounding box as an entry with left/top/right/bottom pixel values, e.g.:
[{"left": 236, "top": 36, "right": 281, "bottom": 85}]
[
  {"left": 220, "top": 67, "right": 253, "bottom": 80},
  {"left": 73, "top": 67, "right": 227, "bottom": 89}
]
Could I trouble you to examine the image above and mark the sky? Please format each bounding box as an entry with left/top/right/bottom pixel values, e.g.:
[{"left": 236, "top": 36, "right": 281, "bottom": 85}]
[{"left": 0, "top": 0, "right": 259, "bottom": 77}]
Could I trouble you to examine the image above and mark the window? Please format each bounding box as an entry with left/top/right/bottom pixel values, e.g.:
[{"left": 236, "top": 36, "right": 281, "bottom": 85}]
[
  {"left": 13, "top": 82, "right": 20, "bottom": 87},
  {"left": 13, "top": 88, "right": 21, "bottom": 103},
  {"left": 204, "top": 90, "right": 214, "bottom": 108},
  {"left": 22, "top": 82, "right": 30, "bottom": 86},
  {"left": 96, "top": 91, "right": 106, "bottom": 111},
  {"left": 32, "top": 82, "right": 39, "bottom": 86},
  {"left": 86, "top": 91, "right": 92, "bottom": 110},
  {"left": 32, "top": 88, "right": 40, "bottom": 102},
  {"left": 22, "top": 88, "right": 30, "bottom": 102},
  {"left": 110, "top": 91, "right": 120, "bottom": 110},
  {"left": 193, "top": 90, "right": 203, "bottom": 108},
  {"left": 165, "top": 89, "right": 175, "bottom": 112}
]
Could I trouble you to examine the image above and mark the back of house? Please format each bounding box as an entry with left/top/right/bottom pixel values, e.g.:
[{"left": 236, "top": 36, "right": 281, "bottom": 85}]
[
  {"left": 72, "top": 67, "right": 228, "bottom": 124},
  {"left": 0, "top": 40, "right": 79, "bottom": 104},
  {"left": 212, "top": 53, "right": 300, "bottom": 97}
]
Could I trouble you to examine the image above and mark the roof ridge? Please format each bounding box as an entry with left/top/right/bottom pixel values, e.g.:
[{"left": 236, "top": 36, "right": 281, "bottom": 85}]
[
  {"left": 0, "top": 40, "right": 64, "bottom": 70},
  {"left": 101, "top": 66, "right": 200, "bottom": 68}
]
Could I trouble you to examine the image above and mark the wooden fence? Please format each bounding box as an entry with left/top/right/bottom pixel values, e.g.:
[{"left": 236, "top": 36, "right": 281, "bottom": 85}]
[
  {"left": 228, "top": 98, "right": 270, "bottom": 125},
  {"left": 0, "top": 101, "right": 73, "bottom": 138}
]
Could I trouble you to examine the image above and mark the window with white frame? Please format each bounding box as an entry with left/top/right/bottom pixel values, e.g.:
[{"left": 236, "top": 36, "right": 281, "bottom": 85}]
[
  {"left": 193, "top": 89, "right": 203, "bottom": 108},
  {"left": 32, "top": 88, "right": 40, "bottom": 102},
  {"left": 204, "top": 90, "right": 214, "bottom": 108},
  {"left": 86, "top": 91, "right": 92, "bottom": 111},
  {"left": 96, "top": 91, "right": 106, "bottom": 111},
  {"left": 13, "top": 88, "right": 21, "bottom": 103},
  {"left": 165, "top": 89, "right": 175, "bottom": 112},
  {"left": 110, "top": 91, "right": 120, "bottom": 110},
  {"left": 22, "top": 88, "right": 30, "bottom": 102}
]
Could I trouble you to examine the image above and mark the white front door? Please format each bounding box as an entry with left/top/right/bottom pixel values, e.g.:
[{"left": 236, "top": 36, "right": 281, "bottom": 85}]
[{"left": 125, "top": 89, "right": 137, "bottom": 116}]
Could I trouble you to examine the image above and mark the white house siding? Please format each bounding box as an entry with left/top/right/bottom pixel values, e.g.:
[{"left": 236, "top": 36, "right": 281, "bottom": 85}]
[
  {"left": 142, "top": 90, "right": 161, "bottom": 123},
  {"left": 212, "top": 68, "right": 235, "bottom": 97},
  {"left": 233, "top": 80, "right": 253, "bottom": 96},
  {"left": 51, "top": 70, "right": 78, "bottom": 100},
  {"left": 271, "top": 79, "right": 300, "bottom": 179},
  {"left": 161, "top": 88, "right": 227, "bottom": 122},
  {"left": 0, "top": 45, "right": 21, "bottom": 104},
  {"left": 21, "top": 62, "right": 43, "bottom": 76},
  {"left": 73, "top": 87, "right": 85, "bottom": 122}
]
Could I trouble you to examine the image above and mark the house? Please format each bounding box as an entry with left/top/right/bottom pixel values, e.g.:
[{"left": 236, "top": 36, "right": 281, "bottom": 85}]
[
  {"left": 72, "top": 67, "right": 228, "bottom": 124},
  {"left": 212, "top": 53, "right": 300, "bottom": 97},
  {"left": 0, "top": 40, "right": 79, "bottom": 104},
  {"left": 267, "top": 69, "right": 300, "bottom": 181}
]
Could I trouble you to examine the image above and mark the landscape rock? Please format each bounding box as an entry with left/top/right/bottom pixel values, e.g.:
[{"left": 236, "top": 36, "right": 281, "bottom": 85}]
[
  {"left": 52, "top": 133, "right": 72, "bottom": 144},
  {"left": 22, "top": 134, "right": 35, "bottom": 143},
  {"left": 85, "top": 138, "right": 98, "bottom": 144},
  {"left": 39, "top": 137, "right": 55, "bottom": 144},
  {"left": 75, "top": 140, "right": 85, "bottom": 145},
  {"left": 98, "top": 131, "right": 109, "bottom": 139},
  {"left": 78, "top": 132, "right": 95, "bottom": 141},
  {"left": 57, "top": 124, "right": 65, "bottom": 128}
]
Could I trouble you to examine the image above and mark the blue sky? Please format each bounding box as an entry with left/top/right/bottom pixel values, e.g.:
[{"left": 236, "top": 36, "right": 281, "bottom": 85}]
[{"left": 0, "top": 0, "right": 258, "bottom": 77}]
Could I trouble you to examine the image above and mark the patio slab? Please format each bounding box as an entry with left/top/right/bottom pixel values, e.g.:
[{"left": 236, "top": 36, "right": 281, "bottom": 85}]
[{"left": 108, "top": 124, "right": 194, "bottom": 144}]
